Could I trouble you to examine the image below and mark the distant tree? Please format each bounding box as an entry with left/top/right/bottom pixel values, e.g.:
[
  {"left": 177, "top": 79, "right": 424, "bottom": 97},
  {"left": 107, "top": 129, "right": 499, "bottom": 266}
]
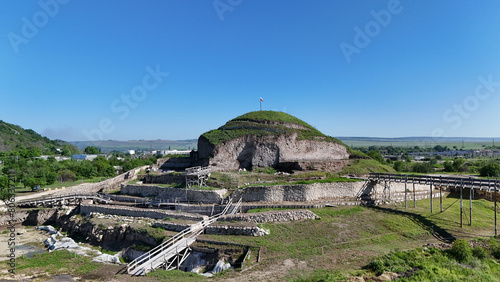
[
  {"left": 435, "top": 155, "right": 443, "bottom": 160},
  {"left": 452, "top": 158, "right": 465, "bottom": 172},
  {"left": 45, "top": 172, "right": 57, "bottom": 185},
  {"left": 84, "top": 146, "right": 99, "bottom": 154},
  {"left": 479, "top": 163, "right": 500, "bottom": 177},
  {"left": 61, "top": 144, "right": 80, "bottom": 156},
  {"left": 404, "top": 154, "right": 412, "bottom": 163},
  {"left": 433, "top": 145, "right": 448, "bottom": 152},
  {"left": 412, "top": 162, "right": 433, "bottom": 173},
  {"left": 57, "top": 170, "right": 76, "bottom": 182},
  {"left": 0, "top": 175, "right": 13, "bottom": 201},
  {"left": 443, "top": 160, "right": 454, "bottom": 172},
  {"left": 367, "top": 150, "right": 385, "bottom": 164},
  {"left": 25, "top": 146, "right": 42, "bottom": 158},
  {"left": 393, "top": 161, "right": 406, "bottom": 172}
]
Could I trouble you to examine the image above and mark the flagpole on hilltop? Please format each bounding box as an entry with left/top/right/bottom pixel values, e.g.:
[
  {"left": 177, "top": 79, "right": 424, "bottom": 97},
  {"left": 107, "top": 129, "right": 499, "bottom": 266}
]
[{"left": 259, "top": 97, "right": 263, "bottom": 111}]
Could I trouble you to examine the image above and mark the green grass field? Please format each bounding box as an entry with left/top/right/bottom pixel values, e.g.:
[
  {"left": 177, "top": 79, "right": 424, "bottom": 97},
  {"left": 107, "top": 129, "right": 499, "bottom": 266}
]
[{"left": 200, "top": 194, "right": 499, "bottom": 281}]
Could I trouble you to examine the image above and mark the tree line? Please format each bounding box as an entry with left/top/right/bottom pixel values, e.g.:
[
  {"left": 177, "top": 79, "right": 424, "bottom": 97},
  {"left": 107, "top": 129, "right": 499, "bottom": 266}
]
[
  {"left": 365, "top": 149, "right": 500, "bottom": 177},
  {"left": 0, "top": 146, "right": 157, "bottom": 191}
]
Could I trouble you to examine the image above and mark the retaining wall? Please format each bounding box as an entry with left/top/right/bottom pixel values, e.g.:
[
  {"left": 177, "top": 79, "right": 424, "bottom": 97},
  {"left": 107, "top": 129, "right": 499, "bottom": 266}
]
[
  {"left": 120, "top": 180, "right": 439, "bottom": 205},
  {"left": 121, "top": 184, "right": 227, "bottom": 204},
  {"left": 142, "top": 174, "right": 185, "bottom": 184},
  {"left": 53, "top": 166, "right": 147, "bottom": 196},
  {"left": 231, "top": 181, "right": 434, "bottom": 203},
  {"left": 79, "top": 205, "right": 207, "bottom": 221}
]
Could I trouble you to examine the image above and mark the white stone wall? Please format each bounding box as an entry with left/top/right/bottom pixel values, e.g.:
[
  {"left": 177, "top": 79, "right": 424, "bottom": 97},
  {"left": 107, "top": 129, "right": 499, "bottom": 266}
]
[
  {"left": 79, "top": 205, "right": 207, "bottom": 221},
  {"left": 54, "top": 166, "right": 147, "bottom": 196},
  {"left": 232, "top": 181, "right": 434, "bottom": 203},
  {"left": 121, "top": 180, "right": 438, "bottom": 204},
  {"left": 121, "top": 184, "right": 227, "bottom": 204}
]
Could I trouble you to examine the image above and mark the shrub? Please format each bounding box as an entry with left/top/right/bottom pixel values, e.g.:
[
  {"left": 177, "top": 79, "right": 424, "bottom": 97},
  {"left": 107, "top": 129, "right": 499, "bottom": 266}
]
[
  {"left": 472, "top": 246, "right": 488, "bottom": 259},
  {"left": 449, "top": 239, "right": 471, "bottom": 263},
  {"left": 489, "top": 238, "right": 500, "bottom": 259},
  {"left": 263, "top": 167, "right": 276, "bottom": 175},
  {"left": 479, "top": 163, "right": 500, "bottom": 177}
]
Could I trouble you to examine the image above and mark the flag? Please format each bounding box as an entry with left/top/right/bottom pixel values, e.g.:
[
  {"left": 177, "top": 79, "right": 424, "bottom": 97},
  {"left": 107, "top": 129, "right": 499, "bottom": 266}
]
[{"left": 260, "top": 97, "right": 264, "bottom": 102}]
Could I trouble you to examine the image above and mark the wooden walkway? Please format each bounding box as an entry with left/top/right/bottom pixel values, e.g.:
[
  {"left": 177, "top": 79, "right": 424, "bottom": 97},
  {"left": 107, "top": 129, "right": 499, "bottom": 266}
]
[
  {"left": 368, "top": 173, "right": 498, "bottom": 235},
  {"left": 127, "top": 198, "right": 242, "bottom": 276},
  {"left": 369, "top": 173, "right": 499, "bottom": 192}
]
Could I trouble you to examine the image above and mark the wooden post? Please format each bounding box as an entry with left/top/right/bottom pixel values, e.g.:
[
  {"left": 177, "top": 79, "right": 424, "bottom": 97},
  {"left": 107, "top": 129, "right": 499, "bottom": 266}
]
[
  {"left": 413, "top": 178, "right": 416, "bottom": 208},
  {"left": 460, "top": 179, "right": 463, "bottom": 228},
  {"left": 495, "top": 177, "right": 498, "bottom": 237},
  {"left": 430, "top": 177, "right": 433, "bottom": 213},
  {"left": 439, "top": 176, "right": 443, "bottom": 213},
  {"left": 470, "top": 177, "right": 474, "bottom": 200},
  {"left": 470, "top": 185, "right": 473, "bottom": 226},
  {"left": 489, "top": 175, "right": 492, "bottom": 201},
  {"left": 405, "top": 175, "right": 407, "bottom": 209}
]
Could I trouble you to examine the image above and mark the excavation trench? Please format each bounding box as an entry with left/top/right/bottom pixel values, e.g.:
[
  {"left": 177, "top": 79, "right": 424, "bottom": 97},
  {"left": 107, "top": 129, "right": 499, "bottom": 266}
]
[{"left": 0, "top": 207, "right": 247, "bottom": 275}]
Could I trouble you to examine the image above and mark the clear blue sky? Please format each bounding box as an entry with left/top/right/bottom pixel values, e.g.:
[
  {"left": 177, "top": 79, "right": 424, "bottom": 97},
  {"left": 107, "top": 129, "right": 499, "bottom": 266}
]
[{"left": 1, "top": 0, "right": 499, "bottom": 141}]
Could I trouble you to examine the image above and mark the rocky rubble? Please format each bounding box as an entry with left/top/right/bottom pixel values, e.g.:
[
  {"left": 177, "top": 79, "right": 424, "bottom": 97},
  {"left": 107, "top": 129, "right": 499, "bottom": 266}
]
[
  {"left": 205, "top": 225, "right": 270, "bottom": 236},
  {"left": 222, "top": 209, "right": 320, "bottom": 223}
]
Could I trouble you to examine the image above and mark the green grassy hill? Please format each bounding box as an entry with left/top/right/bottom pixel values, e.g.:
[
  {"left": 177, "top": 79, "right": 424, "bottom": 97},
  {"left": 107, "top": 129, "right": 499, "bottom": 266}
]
[
  {"left": 0, "top": 120, "right": 78, "bottom": 154},
  {"left": 201, "top": 111, "right": 344, "bottom": 146}
]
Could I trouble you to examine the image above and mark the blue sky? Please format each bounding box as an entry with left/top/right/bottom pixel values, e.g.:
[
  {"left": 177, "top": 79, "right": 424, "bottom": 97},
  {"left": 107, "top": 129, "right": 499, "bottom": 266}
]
[{"left": 1, "top": 0, "right": 499, "bottom": 141}]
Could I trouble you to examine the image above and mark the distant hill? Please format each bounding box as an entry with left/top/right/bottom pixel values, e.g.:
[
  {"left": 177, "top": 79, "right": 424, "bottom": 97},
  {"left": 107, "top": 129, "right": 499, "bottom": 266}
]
[
  {"left": 0, "top": 120, "right": 79, "bottom": 154},
  {"left": 69, "top": 139, "right": 198, "bottom": 153}
]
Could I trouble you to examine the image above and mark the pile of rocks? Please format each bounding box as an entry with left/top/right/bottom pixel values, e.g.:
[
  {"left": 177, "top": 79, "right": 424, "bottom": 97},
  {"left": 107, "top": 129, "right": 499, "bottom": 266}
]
[
  {"left": 80, "top": 204, "right": 207, "bottom": 221},
  {"left": 205, "top": 225, "right": 270, "bottom": 237},
  {"left": 222, "top": 209, "right": 320, "bottom": 223}
]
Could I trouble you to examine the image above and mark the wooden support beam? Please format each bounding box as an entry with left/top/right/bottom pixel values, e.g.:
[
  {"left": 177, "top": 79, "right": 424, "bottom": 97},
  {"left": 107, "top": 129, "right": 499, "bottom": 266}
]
[
  {"left": 460, "top": 179, "right": 463, "bottom": 228},
  {"left": 430, "top": 177, "right": 433, "bottom": 213},
  {"left": 494, "top": 176, "right": 498, "bottom": 237},
  {"left": 470, "top": 186, "right": 473, "bottom": 226},
  {"left": 440, "top": 176, "right": 443, "bottom": 213},
  {"left": 405, "top": 175, "right": 407, "bottom": 209},
  {"left": 413, "top": 177, "right": 416, "bottom": 208}
]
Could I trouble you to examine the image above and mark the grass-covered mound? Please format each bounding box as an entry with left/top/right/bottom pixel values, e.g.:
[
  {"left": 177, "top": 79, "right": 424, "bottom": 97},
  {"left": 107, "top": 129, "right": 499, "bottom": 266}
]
[
  {"left": 201, "top": 111, "right": 344, "bottom": 146},
  {"left": 341, "top": 159, "right": 396, "bottom": 175}
]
